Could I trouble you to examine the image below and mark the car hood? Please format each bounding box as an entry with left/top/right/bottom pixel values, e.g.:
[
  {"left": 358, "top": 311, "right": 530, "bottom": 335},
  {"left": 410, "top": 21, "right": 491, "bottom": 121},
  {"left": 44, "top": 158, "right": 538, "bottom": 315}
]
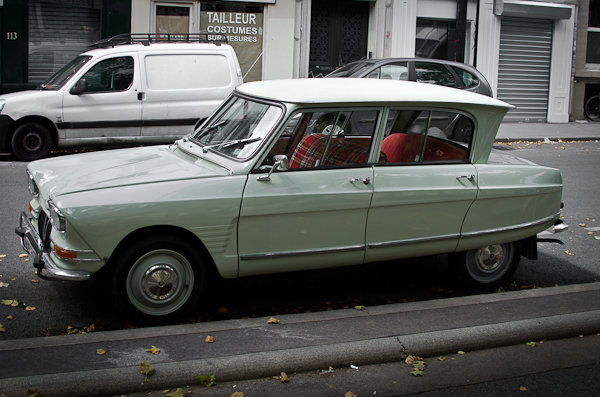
[{"left": 29, "top": 145, "right": 229, "bottom": 198}]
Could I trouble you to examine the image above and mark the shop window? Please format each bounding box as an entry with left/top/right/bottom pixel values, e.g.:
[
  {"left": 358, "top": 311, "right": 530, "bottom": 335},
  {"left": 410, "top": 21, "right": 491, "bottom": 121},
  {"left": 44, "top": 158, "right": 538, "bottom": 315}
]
[
  {"left": 415, "top": 19, "right": 456, "bottom": 60},
  {"left": 587, "top": 0, "right": 600, "bottom": 64},
  {"left": 156, "top": 4, "right": 191, "bottom": 34}
]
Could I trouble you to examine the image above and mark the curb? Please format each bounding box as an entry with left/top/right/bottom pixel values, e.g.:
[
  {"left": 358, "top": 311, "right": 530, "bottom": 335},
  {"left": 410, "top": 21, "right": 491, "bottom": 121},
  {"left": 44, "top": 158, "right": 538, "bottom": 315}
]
[{"left": 1, "top": 283, "right": 600, "bottom": 397}]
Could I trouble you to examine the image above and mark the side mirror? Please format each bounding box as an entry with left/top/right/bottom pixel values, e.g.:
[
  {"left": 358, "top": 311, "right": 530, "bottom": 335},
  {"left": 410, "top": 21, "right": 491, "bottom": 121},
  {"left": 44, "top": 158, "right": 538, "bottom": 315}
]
[
  {"left": 69, "top": 78, "right": 89, "bottom": 95},
  {"left": 257, "top": 154, "right": 289, "bottom": 181}
]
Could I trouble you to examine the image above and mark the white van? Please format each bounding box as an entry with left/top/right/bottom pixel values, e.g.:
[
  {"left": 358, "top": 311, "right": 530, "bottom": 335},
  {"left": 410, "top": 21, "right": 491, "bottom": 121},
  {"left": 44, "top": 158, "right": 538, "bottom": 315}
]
[{"left": 0, "top": 34, "right": 243, "bottom": 161}]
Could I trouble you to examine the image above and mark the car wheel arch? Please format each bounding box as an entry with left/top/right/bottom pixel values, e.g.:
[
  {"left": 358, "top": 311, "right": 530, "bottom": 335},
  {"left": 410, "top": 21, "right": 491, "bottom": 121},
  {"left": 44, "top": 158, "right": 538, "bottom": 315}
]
[
  {"left": 9, "top": 116, "right": 58, "bottom": 160},
  {"left": 96, "top": 225, "right": 222, "bottom": 282}
]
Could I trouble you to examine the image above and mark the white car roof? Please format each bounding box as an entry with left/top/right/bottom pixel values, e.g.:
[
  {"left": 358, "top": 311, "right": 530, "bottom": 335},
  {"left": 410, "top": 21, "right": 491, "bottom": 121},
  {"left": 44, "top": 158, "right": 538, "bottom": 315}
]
[{"left": 236, "top": 78, "right": 512, "bottom": 109}]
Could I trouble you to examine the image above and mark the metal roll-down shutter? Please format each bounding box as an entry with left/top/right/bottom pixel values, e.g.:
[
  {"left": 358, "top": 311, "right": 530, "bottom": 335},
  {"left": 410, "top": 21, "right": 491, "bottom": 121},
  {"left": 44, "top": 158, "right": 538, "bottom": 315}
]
[
  {"left": 497, "top": 17, "right": 553, "bottom": 122},
  {"left": 28, "top": 0, "right": 101, "bottom": 85}
]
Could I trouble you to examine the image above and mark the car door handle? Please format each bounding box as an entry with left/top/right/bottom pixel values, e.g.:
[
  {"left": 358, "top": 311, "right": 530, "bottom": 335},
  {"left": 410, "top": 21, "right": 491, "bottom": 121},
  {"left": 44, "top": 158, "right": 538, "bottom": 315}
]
[
  {"left": 350, "top": 177, "right": 370, "bottom": 185},
  {"left": 456, "top": 174, "right": 475, "bottom": 182},
  {"left": 138, "top": 92, "right": 145, "bottom": 101}
]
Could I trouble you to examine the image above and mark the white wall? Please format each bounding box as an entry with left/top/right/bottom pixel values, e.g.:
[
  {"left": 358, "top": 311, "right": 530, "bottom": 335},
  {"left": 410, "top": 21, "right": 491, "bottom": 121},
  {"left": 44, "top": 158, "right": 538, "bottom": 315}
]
[{"left": 262, "top": 1, "right": 297, "bottom": 80}]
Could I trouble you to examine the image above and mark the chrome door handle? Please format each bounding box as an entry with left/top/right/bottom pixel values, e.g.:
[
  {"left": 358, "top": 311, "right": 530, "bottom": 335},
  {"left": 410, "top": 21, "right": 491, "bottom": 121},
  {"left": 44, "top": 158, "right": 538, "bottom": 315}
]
[
  {"left": 456, "top": 174, "right": 475, "bottom": 182},
  {"left": 350, "top": 177, "right": 370, "bottom": 185}
]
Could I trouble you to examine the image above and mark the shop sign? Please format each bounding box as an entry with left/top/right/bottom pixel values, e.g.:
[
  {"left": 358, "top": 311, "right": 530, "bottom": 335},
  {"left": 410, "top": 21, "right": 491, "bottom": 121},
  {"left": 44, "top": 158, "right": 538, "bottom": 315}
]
[{"left": 201, "top": 11, "right": 264, "bottom": 82}]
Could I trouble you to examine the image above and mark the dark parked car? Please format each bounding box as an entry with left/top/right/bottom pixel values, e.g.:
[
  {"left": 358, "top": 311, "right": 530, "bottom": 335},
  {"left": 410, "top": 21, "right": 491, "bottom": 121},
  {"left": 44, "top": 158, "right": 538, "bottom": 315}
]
[{"left": 326, "top": 58, "right": 493, "bottom": 97}]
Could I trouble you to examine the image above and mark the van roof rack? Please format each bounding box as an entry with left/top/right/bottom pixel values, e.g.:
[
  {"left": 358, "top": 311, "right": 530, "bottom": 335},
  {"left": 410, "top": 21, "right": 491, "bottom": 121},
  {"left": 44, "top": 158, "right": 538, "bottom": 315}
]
[{"left": 93, "top": 33, "right": 228, "bottom": 48}]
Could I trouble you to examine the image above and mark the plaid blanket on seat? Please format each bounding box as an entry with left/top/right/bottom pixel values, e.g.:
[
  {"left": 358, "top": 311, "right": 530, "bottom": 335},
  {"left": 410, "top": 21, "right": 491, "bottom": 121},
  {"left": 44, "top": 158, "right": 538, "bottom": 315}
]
[{"left": 289, "top": 134, "right": 369, "bottom": 169}]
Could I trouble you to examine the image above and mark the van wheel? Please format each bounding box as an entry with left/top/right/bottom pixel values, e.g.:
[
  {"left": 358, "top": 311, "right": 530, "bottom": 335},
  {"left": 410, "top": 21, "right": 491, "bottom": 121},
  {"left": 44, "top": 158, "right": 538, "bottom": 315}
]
[
  {"left": 449, "top": 241, "right": 521, "bottom": 290},
  {"left": 11, "top": 122, "right": 52, "bottom": 161},
  {"left": 111, "top": 235, "right": 206, "bottom": 324}
]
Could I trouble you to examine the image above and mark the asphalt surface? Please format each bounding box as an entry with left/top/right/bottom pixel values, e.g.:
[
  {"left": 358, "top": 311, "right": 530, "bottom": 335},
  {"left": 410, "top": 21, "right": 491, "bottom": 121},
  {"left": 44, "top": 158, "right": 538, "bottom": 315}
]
[{"left": 1, "top": 122, "right": 599, "bottom": 397}]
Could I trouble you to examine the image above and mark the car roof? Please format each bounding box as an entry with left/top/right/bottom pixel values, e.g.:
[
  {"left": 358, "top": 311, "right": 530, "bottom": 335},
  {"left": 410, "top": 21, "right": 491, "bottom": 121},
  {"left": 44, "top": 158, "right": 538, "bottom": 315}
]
[{"left": 236, "top": 78, "right": 511, "bottom": 109}]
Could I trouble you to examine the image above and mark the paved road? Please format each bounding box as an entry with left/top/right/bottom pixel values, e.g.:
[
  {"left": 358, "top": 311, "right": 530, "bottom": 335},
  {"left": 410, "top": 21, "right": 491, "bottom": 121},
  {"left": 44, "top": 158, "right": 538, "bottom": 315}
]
[{"left": 0, "top": 141, "right": 599, "bottom": 341}]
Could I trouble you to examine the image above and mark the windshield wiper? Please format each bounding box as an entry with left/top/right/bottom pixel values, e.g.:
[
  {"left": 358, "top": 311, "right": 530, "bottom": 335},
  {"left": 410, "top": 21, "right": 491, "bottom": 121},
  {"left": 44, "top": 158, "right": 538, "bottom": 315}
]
[{"left": 202, "top": 137, "right": 261, "bottom": 153}]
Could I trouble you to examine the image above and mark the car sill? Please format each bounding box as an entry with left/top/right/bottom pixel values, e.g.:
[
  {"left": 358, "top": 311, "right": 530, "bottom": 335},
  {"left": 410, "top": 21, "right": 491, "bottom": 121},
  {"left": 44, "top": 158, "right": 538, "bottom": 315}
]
[{"left": 240, "top": 245, "right": 365, "bottom": 261}]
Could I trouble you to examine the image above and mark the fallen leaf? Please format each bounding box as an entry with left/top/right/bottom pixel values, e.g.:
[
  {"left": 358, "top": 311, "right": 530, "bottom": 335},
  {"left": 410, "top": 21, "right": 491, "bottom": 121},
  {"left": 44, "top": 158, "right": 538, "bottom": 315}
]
[
  {"left": 231, "top": 392, "right": 246, "bottom": 397},
  {"left": 267, "top": 317, "right": 280, "bottom": 324},
  {"left": 7, "top": 316, "right": 12, "bottom": 320},
  {"left": 146, "top": 345, "right": 161, "bottom": 354},
  {"left": 0, "top": 282, "right": 8, "bottom": 287},
  {"left": 345, "top": 393, "right": 358, "bottom": 397},
  {"left": 19, "top": 254, "right": 28, "bottom": 258},
  {"left": 526, "top": 341, "right": 537, "bottom": 347},
  {"left": 579, "top": 223, "right": 586, "bottom": 227},
  {"left": 198, "top": 374, "right": 216, "bottom": 387},
  {"left": 140, "top": 360, "right": 155, "bottom": 376},
  {"left": 166, "top": 388, "right": 187, "bottom": 397},
  {"left": 0, "top": 254, "right": 6, "bottom": 258},
  {"left": 218, "top": 307, "right": 229, "bottom": 313},
  {"left": 25, "top": 306, "right": 36, "bottom": 311},
  {"left": 520, "top": 386, "right": 527, "bottom": 391},
  {"left": 23, "top": 390, "right": 45, "bottom": 397},
  {"left": 280, "top": 372, "right": 290, "bottom": 383},
  {"left": 205, "top": 335, "right": 214, "bottom": 343},
  {"left": 411, "top": 369, "right": 424, "bottom": 376},
  {"left": 97, "top": 349, "right": 106, "bottom": 355},
  {"left": 1, "top": 300, "right": 18, "bottom": 306},
  {"left": 436, "top": 356, "right": 446, "bottom": 361},
  {"left": 354, "top": 305, "right": 366, "bottom": 310},
  {"left": 595, "top": 236, "right": 600, "bottom": 240},
  {"left": 0, "top": 324, "right": 5, "bottom": 332},
  {"left": 31, "top": 279, "right": 40, "bottom": 283},
  {"left": 457, "top": 351, "right": 466, "bottom": 354}
]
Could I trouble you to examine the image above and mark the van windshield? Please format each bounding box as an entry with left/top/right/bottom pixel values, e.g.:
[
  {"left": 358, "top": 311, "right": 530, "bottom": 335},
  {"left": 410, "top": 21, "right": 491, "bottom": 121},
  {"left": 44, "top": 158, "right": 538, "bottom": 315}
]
[{"left": 39, "top": 56, "right": 92, "bottom": 90}]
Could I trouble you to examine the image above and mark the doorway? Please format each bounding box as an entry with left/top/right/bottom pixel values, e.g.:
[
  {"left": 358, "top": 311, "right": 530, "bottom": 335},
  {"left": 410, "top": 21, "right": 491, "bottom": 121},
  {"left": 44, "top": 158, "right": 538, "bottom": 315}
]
[{"left": 309, "top": 0, "right": 369, "bottom": 77}]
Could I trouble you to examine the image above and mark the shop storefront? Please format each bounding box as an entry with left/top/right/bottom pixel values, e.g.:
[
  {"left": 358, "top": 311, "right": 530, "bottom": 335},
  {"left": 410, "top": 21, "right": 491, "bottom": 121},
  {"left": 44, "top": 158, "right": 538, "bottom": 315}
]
[{"left": 135, "top": 0, "right": 268, "bottom": 82}]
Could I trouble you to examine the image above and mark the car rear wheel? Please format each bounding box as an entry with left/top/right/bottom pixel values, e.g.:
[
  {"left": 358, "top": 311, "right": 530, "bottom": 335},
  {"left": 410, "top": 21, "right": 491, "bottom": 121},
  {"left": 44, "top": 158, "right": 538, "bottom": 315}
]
[
  {"left": 111, "top": 235, "right": 206, "bottom": 323},
  {"left": 11, "top": 122, "right": 52, "bottom": 161},
  {"left": 449, "top": 241, "right": 521, "bottom": 290}
]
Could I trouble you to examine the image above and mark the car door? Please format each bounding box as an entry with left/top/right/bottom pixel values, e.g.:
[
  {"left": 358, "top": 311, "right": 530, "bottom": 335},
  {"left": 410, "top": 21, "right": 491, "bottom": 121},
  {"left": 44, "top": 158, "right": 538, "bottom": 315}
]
[
  {"left": 237, "top": 108, "right": 381, "bottom": 277},
  {"left": 365, "top": 108, "right": 478, "bottom": 263},
  {"left": 62, "top": 53, "right": 142, "bottom": 140}
]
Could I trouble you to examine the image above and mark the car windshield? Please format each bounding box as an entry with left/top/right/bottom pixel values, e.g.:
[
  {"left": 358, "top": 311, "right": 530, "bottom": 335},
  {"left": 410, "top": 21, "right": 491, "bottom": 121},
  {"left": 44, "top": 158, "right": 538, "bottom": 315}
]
[
  {"left": 38, "top": 56, "right": 92, "bottom": 90},
  {"left": 192, "top": 95, "right": 283, "bottom": 160},
  {"left": 327, "top": 62, "right": 374, "bottom": 78}
]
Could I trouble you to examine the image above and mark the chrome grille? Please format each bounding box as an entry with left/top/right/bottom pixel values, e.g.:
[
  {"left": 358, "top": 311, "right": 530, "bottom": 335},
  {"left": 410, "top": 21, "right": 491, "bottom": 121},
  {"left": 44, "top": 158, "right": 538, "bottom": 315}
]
[{"left": 38, "top": 211, "right": 52, "bottom": 251}]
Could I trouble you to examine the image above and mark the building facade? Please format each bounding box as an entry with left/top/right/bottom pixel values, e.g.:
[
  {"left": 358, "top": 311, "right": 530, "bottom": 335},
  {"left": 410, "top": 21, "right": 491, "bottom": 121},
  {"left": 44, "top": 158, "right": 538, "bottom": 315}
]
[{"left": 0, "top": 0, "right": 589, "bottom": 123}]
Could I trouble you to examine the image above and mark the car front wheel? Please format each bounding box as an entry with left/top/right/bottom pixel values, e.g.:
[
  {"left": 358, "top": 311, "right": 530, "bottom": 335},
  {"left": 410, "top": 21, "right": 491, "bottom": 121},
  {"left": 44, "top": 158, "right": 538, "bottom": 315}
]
[
  {"left": 11, "top": 122, "right": 52, "bottom": 161},
  {"left": 449, "top": 241, "right": 521, "bottom": 290},
  {"left": 111, "top": 235, "right": 206, "bottom": 323}
]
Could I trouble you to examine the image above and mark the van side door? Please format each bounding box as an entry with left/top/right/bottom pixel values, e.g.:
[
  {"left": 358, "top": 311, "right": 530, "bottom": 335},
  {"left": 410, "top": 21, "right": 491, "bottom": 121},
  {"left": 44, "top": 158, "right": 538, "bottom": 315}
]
[{"left": 61, "top": 53, "right": 142, "bottom": 142}]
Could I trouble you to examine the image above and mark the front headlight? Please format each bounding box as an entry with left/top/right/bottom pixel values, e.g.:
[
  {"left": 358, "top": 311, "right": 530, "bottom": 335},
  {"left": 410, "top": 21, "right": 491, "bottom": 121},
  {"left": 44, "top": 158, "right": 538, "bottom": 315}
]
[
  {"left": 48, "top": 200, "right": 66, "bottom": 232},
  {"left": 26, "top": 170, "right": 39, "bottom": 196}
]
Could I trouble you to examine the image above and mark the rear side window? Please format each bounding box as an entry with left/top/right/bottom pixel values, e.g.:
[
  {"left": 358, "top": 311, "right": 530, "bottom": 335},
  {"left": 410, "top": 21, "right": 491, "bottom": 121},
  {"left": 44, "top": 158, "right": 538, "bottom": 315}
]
[
  {"left": 415, "top": 62, "right": 455, "bottom": 88},
  {"left": 451, "top": 66, "right": 479, "bottom": 88},
  {"left": 145, "top": 54, "right": 232, "bottom": 90},
  {"left": 378, "top": 109, "right": 472, "bottom": 164}
]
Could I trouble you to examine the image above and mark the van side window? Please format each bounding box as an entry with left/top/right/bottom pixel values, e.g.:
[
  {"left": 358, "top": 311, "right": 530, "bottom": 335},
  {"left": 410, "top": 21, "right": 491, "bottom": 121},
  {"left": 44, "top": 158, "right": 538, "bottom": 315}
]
[{"left": 82, "top": 56, "right": 134, "bottom": 93}]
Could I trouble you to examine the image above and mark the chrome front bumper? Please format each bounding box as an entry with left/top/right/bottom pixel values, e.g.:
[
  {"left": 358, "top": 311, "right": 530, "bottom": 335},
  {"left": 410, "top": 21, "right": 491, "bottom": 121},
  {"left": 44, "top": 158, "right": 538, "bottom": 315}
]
[{"left": 15, "top": 212, "right": 91, "bottom": 281}]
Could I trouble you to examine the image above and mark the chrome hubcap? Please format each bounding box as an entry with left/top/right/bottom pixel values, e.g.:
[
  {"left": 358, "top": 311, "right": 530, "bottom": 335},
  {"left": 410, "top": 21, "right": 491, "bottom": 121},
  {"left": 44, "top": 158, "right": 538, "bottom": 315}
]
[
  {"left": 476, "top": 245, "right": 504, "bottom": 271},
  {"left": 142, "top": 264, "right": 179, "bottom": 300}
]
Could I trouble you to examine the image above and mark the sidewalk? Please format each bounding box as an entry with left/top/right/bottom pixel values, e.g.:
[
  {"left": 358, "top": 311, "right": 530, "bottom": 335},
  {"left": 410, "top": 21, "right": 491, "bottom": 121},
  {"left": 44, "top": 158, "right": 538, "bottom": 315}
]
[
  {"left": 1, "top": 283, "right": 599, "bottom": 397},
  {"left": 497, "top": 121, "right": 600, "bottom": 142}
]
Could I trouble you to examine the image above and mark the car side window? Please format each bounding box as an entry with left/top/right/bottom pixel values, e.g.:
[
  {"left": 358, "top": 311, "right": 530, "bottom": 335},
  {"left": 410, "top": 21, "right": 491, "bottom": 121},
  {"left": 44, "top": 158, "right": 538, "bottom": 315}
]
[
  {"left": 259, "top": 109, "right": 380, "bottom": 170},
  {"left": 451, "top": 66, "right": 479, "bottom": 88},
  {"left": 82, "top": 56, "right": 134, "bottom": 93},
  {"left": 414, "top": 62, "right": 455, "bottom": 88},
  {"left": 378, "top": 109, "right": 472, "bottom": 164},
  {"left": 366, "top": 62, "right": 409, "bottom": 80}
]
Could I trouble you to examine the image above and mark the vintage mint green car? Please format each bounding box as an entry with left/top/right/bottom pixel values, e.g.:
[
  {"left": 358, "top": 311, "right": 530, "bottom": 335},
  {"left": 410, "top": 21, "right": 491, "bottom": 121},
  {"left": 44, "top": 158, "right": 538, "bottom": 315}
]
[{"left": 16, "top": 78, "right": 566, "bottom": 323}]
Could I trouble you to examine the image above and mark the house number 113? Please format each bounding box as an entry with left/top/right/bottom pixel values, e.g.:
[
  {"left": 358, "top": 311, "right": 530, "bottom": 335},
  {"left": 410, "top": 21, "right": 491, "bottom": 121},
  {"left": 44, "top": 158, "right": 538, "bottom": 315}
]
[{"left": 7, "top": 32, "right": 18, "bottom": 40}]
